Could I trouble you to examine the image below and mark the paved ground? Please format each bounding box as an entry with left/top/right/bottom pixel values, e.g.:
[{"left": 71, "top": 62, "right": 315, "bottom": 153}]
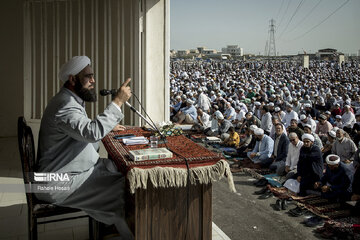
[
  {"left": 212, "top": 170, "right": 321, "bottom": 240},
  {"left": 0, "top": 136, "right": 324, "bottom": 240}
]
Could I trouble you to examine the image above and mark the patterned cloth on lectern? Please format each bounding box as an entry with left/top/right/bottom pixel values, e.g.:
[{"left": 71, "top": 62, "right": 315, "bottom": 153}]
[{"left": 102, "top": 127, "right": 223, "bottom": 174}]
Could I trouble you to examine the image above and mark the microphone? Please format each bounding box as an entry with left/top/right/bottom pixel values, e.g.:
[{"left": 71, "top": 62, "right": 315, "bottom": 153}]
[
  {"left": 100, "top": 89, "right": 117, "bottom": 96},
  {"left": 99, "top": 89, "right": 157, "bottom": 130}
]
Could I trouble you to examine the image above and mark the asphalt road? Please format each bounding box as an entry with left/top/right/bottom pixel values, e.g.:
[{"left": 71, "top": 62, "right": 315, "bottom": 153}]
[{"left": 212, "top": 171, "right": 321, "bottom": 240}]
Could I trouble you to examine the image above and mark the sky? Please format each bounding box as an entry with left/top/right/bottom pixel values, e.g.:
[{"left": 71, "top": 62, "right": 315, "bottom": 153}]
[{"left": 170, "top": 0, "right": 360, "bottom": 55}]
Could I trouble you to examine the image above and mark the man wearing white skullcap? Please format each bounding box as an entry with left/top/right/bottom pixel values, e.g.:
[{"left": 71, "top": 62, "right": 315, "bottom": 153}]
[
  {"left": 233, "top": 106, "right": 246, "bottom": 128},
  {"left": 341, "top": 105, "right": 356, "bottom": 134},
  {"left": 197, "top": 87, "right": 211, "bottom": 113},
  {"left": 224, "top": 102, "right": 236, "bottom": 121},
  {"left": 239, "top": 111, "right": 261, "bottom": 133},
  {"left": 294, "top": 132, "right": 323, "bottom": 196},
  {"left": 332, "top": 129, "right": 358, "bottom": 163},
  {"left": 299, "top": 114, "right": 316, "bottom": 133},
  {"left": 216, "top": 113, "right": 233, "bottom": 141},
  {"left": 174, "top": 98, "right": 197, "bottom": 124},
  {"left": 36, "top": 56, "right": 133, "bottom": 238},
  {"left": 247, "top": 127, "right": 274, "bottom": 164},
  {"left": 254, "top": 101, "right": 262, "bottom": 120},
  {"left": 282, "top": 104, "right": 298, "bottom": 128},
  {"left": 313, "top": 154, "right": 351, "bottom": 201}
]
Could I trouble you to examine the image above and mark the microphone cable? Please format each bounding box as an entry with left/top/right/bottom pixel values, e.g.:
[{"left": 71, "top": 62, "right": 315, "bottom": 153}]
[{"left": 130, "top": 92, "right": 192, "bottom": 239}]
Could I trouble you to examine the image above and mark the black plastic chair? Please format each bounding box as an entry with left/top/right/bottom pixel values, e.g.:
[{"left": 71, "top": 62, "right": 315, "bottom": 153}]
[{"left": 17, "top": 116, "right": 98, "bottom": 240}]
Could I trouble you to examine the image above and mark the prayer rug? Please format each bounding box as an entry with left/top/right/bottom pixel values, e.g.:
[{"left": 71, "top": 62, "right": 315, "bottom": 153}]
[
  {"left": 296, "top": 196, "right": 353, "bottom": 219},
  {"left": 268, "top": 186, "right": 316, "bottom": 200},
  {"left": 236, "top": 158, "right": 272, "bottom": 176},
  {"left": 316, "top": 216, "right": 360, "bottom": 239},
  {"left": 269, "top": 186, "right": 355, "bottom": 219},
  {"left": 262, "top": 174, "right": 282, "bottom": 188}
]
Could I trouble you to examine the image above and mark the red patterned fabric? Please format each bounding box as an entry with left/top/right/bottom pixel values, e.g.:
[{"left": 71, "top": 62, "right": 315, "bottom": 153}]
[{"left": 102, "top": 127, "right": 223, "bottom": 175}]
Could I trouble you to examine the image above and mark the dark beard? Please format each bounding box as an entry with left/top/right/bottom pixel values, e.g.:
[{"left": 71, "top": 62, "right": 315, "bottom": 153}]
[{"left": 74, "top": 77, "right": 97, "bottom": 102}]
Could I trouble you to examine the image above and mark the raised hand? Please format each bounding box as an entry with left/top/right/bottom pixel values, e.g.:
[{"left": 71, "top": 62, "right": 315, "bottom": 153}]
[{"left": 113, "top": 78, "right": 132, "bottom": 107}]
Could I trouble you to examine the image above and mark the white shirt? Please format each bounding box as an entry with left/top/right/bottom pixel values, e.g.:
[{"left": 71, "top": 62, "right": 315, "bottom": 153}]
[
  {"left": 235, "top": 111, "right": 246, "bottom": 121},
  {"left": 224, "top": 107, "right": 236, "bottom": 121},
  {"left": 261, "top": 112, "right": 273, "bottom": 133},
  {"left": 197, "top": 112, "right": 211, "bottom": 128},
  {"left": 210, "top": 118, "right": 219, "bottom": 131},
  {"left": 285, "top": 140, "right": 304, "bottom": 170},
  {"left": 342, "top": 111, "right": 356, "bottom": 128},
  {"left": 269, "top": 123, "right": 287, "bottom": 140},
  {"left": 282, "top": 110, "right": 299, "bottom": 128},
  {"left": 304, "top": 117, "right": 317, "bottom": 132},
  {"left": 197, "top": 93, "right": 211, "bottom": 111}
]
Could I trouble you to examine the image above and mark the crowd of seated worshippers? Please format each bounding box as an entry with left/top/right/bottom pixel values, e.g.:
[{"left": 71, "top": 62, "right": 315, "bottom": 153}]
[
  {"left": 173, "top": 99, "right": 360, "bottom": 218},
  {"left": 169, "top": 59, "right": 360, "bottom": 218}
]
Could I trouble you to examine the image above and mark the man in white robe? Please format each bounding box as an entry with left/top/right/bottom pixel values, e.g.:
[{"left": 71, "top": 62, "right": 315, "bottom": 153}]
[
  {"left": 36, "top": 56, "right": 133, "bottom": 239},
  {"left": 197, "top": 88, "right": 211, "bottom": 113}
]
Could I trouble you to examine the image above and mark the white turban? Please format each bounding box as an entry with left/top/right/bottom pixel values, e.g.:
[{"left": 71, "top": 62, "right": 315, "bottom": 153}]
[
  {"left": 328, "top": 131, "right": 336, "bottom": 138},
  {"left": 300, "top": 114, "right": 306, "bottom": 120},
  {"left": 254, "top": 128, "right": 264, "bottom": 136},
  {"left": 302, "top": 133, "right": 314, "bottom": 142},
  {"left": 325, "top": 154, "right": 340, "bottom": 165},
  {"left": 249, "top": 125, "right": 258, "bottom": 131},
  {"left": 215, "top": 111, "right": 224, "bottom": 120},
  {"left": 58, "top": 56, "right": 91, "bottom": 82}
]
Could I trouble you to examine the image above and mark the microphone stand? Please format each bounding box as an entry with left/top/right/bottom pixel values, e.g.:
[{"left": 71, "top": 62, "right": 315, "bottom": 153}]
[
  {"left": 124, "top": 102, "right": 157, "bottom": 131},
  {"left": 126, "top": 93, "right": 168, "bottom": 145},
  {"left": 107, "top": 91, "right": 167, "bottom": 144}
]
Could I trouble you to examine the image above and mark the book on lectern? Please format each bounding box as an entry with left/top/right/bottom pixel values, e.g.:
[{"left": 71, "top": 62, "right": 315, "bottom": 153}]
[{"left": 129, "top": 147, "right": 173, "bottom": 161}]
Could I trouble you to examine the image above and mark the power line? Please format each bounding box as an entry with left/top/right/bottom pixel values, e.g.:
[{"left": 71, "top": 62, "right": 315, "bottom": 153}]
[
  {"left": 287, "top": 0, "right": 323, "bottom": 34},
  {"left": 275, "top": 0, "right": 285, "bottom": 21},
  {"left": 290, "top": 0, "right": 350, "bottom": 41},
  {"left": 279, "top": 0, "right": 306, "bottom": 38},
  {"left": 277, "top": 0, "right": 292, "bottom": 29}
]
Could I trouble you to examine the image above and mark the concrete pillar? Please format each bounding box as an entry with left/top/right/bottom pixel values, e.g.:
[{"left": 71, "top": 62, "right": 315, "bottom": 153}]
[
  {"left": 142, "top": 0, "right": 170, "bottom": 123},
  {"left": 339, "top": 55, "right": 345, "bottom": 65},
  {"left": 302, "top": 55, "right": 309, "bottom": 68}
]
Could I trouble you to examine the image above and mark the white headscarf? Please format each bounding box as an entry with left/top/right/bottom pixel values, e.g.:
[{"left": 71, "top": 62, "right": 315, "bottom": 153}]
[{"left": 58, "top": 56, "right": 91, "bottom": 82}]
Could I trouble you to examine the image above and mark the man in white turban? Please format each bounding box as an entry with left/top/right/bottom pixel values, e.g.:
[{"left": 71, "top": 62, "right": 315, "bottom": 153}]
[
  {"left": 247, "top": 128, "right": 274, "bottom": 164},
  {"left": 313, "top": 154, "right": 351, "bottom": 202},
  {"left": 36, "top": 56, "right": 133, "bottom": 239},
  {"left": 292, "top": 133, "right": 323, "bottom": 196}
]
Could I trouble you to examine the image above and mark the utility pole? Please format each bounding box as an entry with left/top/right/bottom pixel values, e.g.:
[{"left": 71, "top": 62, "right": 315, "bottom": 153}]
[
  {"left": 267, "top": 19, "right": 276, "bottom": 56},
  {"left": 264, "top": 40, "right": 268, "bottom": 56}
]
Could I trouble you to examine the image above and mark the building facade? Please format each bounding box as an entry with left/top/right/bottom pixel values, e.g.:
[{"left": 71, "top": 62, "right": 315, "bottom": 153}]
[{"left": 1, "top": 0, "right": 170, "bottom": 137}]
